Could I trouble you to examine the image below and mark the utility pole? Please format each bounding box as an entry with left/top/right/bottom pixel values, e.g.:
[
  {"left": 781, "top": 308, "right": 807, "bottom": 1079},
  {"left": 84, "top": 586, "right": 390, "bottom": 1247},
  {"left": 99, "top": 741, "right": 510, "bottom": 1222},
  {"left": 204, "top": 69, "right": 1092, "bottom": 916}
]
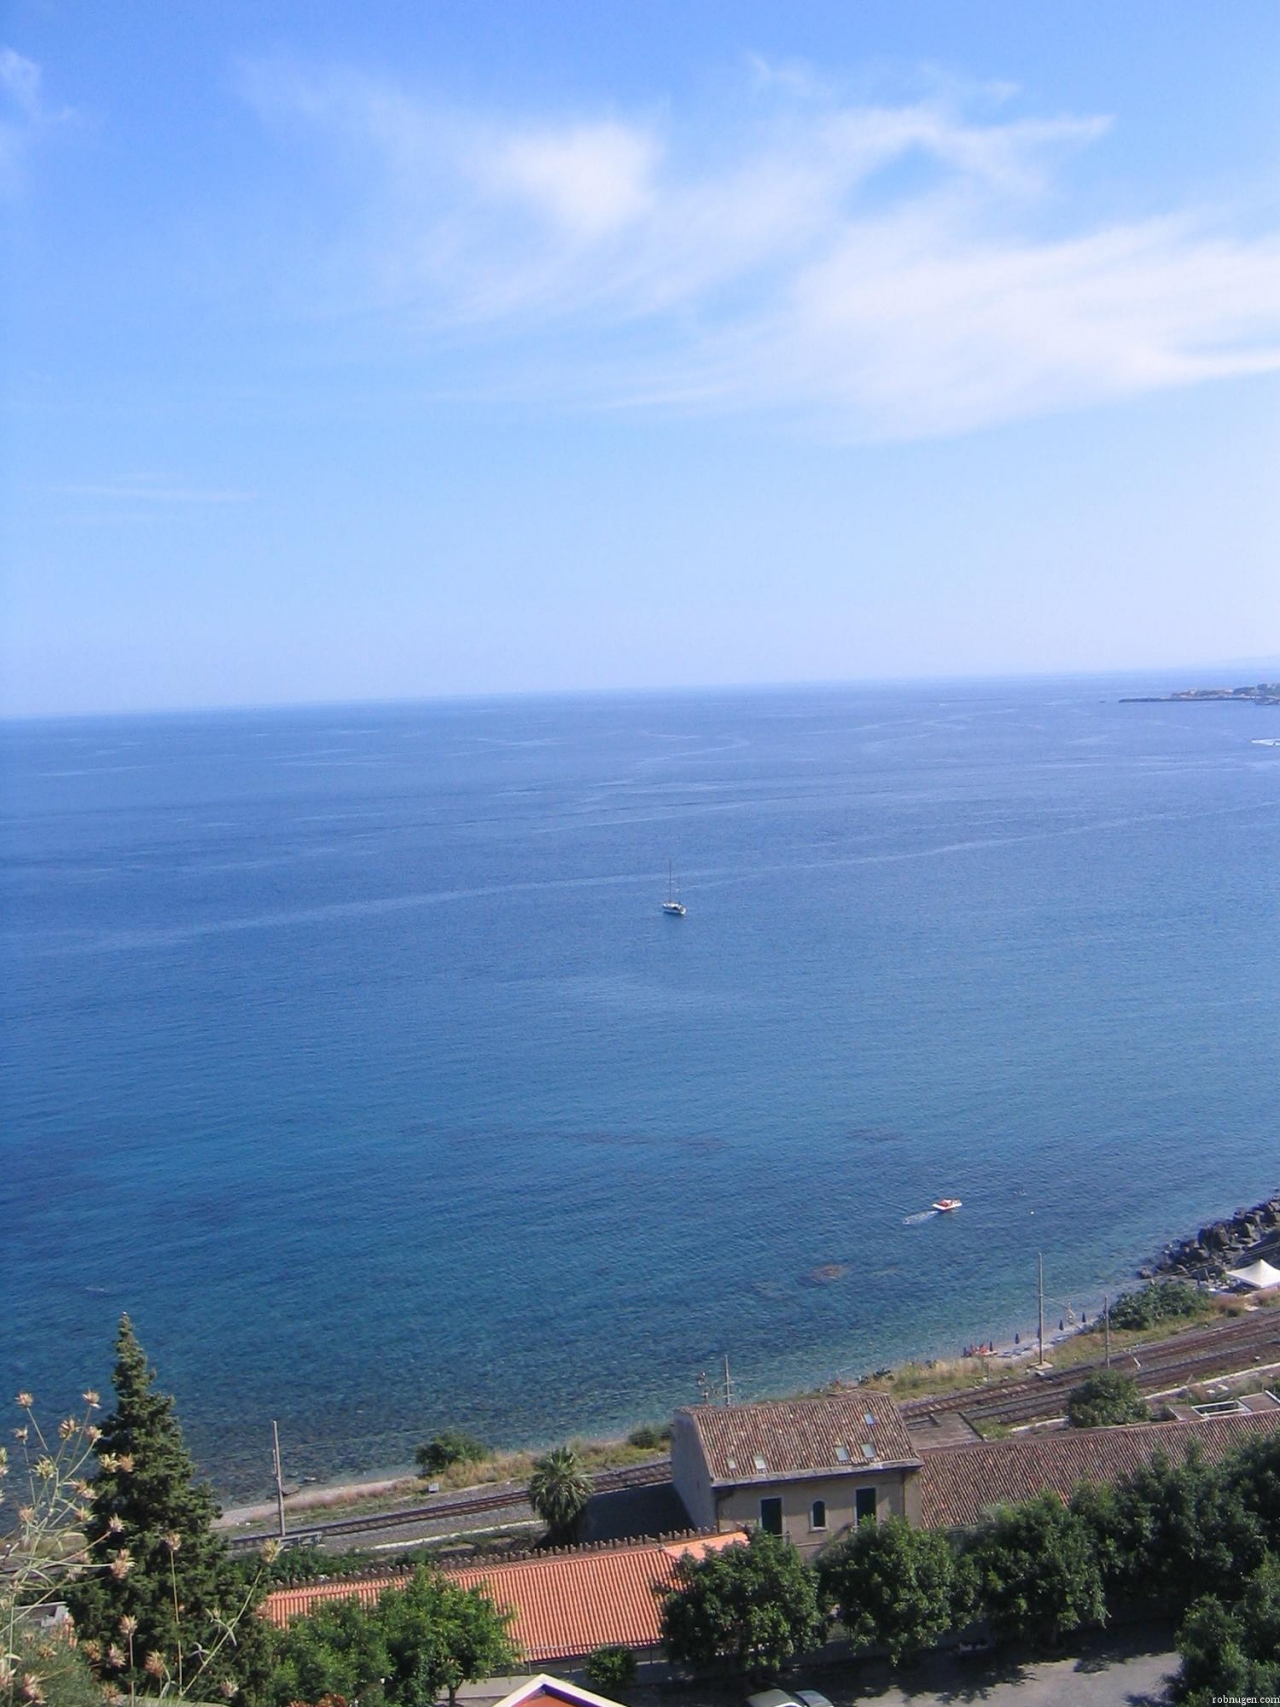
[
  {"left": 1104, "top": 1295, "right": 1111, "bottom": 1369},
  {"left": 1037, "top": 1252, "right": 1046, "bottom": 1368},
  {"left": 272, "top": 1420, "right": 287, "bottom": 1541},
  {"left": 722, "top": 1352, "right": 734, "bottom": 1407}
]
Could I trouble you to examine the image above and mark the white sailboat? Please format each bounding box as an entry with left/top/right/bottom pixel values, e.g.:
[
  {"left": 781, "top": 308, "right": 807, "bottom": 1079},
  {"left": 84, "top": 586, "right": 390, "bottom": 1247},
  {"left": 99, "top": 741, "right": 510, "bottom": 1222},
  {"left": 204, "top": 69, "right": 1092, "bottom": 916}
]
[{"left": 662, "top": 861, "right": 686, "bottom": 916}]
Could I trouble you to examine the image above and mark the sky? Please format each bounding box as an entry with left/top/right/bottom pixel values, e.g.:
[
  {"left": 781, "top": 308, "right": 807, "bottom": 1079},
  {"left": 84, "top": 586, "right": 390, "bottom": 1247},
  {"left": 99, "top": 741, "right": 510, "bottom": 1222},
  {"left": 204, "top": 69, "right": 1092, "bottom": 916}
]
[{"left": 3, "top": 1, "right": 1279, "bottom": 716}]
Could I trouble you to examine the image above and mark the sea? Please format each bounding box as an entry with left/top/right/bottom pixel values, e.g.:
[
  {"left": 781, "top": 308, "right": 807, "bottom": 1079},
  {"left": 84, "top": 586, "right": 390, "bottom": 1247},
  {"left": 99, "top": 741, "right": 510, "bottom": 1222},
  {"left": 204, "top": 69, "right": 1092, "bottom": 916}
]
[{"left": 2, "top": 678, "right": 1279, "bottom": 1500}]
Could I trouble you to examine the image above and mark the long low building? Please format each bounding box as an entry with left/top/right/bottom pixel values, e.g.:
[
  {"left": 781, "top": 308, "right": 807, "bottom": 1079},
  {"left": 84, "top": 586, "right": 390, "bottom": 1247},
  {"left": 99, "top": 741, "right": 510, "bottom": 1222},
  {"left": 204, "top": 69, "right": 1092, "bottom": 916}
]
[
  {"left": 263, "top": 1532, "right": 747, "bottom": 1664},
  {"left": 919, "top": 1405, "right": 1280, "bottom": 1529}
]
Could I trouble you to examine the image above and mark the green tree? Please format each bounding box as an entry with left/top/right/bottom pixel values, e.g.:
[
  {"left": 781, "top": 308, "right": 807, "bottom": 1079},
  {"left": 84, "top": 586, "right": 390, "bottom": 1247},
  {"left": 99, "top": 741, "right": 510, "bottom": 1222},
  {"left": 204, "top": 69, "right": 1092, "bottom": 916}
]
[
  {"left": 966, "top": 1492, "right": 1105, "bottom": 1649},
  {"left": 1117, "top": 1445, "right": 1264, "bottom": 1614},
  {"left": 1066, "top": 1371, "right": 1150, "bottom": 1428},
  {"left": 65, "top": 1316, "right": 273, "bottom": 1703},
  {"left": 527, "top": 1447, "right": 592, "bottom": 1544},
  {"left": 659, "top": 1530, "right": 826, "bottom": 1676},
  {"left": 817, "top": 1516, "right": 962, "bottom": 1666},
  {"left": 1216, "top": 1430, "right": 1280, "bottom": 1551},
  {"left": 380, "top": 1570, "right": 519, "bottom": 1707},
  {"left": 268, "top": 1593, "right": 390, "bottom": 1707},
  {"left": 268, "top": 1568, "right": 518, "bottom": 1707},
  {"left": 583, "top": 1644, "right": 638, "bottom": 1696},
  {"left": 1069, "top": 1478, "right": 1142, "bottom": 1603},
  {"left": 1174, "top": 1555, "right": 1280, "bottom": 1704},
  {"left": 415, "top": 1431, "right": 489, "bottom": 1478}
]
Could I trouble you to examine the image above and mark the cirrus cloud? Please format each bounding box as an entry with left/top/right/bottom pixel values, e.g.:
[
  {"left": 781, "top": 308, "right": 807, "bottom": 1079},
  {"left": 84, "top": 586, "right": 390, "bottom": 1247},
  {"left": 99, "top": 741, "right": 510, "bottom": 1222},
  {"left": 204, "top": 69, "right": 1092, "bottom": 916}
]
[
  {"left": 0, "top": 46, "right": 73, "bottom": 195},
  {"left": 240, "top": 58, "right": 1280, "bottom": 440}
]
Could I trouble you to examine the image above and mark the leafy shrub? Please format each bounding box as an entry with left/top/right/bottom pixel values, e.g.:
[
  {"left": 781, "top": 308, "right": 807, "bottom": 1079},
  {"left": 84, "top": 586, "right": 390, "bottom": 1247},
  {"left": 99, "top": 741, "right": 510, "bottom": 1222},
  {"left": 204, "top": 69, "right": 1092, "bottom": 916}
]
[
  {"left": 1067, "top": 1371, "right": 1150, "bottom": 1428},
  {"left": 584, "top": 1644, "right": 638, "bottom": 1694},
  {"left": 415, "top": 1429, "right": 489, "bottom": 1477},
  {"left": 5, "top": 1626, "right": 104, "bottom": 1707},
  {"left": 1107, "top": 1281, "right": 1203, "bottom": 1332},
  {"left": 626, "top": 1422, "right": 671, "bottom": 1450}
]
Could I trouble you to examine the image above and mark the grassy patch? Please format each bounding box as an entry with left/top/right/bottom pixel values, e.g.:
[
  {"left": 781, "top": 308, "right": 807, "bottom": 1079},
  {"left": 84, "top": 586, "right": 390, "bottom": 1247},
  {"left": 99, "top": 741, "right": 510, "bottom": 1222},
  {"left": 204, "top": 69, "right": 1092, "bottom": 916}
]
[
  {"left": 416, "top": 1433, "right": 664, "bottom": 1495},
  {"left": 859, "top": 1357, "right": 1021, "bottom": 1402}
]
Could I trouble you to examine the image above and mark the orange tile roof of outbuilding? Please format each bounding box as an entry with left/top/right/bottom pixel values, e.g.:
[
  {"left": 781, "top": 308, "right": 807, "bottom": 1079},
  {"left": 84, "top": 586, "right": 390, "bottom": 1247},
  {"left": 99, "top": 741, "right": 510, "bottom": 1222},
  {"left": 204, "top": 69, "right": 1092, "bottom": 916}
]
[
  {"left": 679, "top": 1392, "right": 919, "bottom": 1484},
  {"left": 262, "top": 1533, "right": 748, "bottom": 1662},
  {"left": 920, "top": 1408, "right": 1280, "bottom": 1530}
]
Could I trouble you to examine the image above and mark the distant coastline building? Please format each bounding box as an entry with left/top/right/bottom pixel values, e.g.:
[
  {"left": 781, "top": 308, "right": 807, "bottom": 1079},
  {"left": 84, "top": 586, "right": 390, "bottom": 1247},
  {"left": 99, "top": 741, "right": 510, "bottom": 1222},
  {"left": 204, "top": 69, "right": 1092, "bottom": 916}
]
[{"left": 670, "top": 1394, "right": 923, "bottom": 1555}]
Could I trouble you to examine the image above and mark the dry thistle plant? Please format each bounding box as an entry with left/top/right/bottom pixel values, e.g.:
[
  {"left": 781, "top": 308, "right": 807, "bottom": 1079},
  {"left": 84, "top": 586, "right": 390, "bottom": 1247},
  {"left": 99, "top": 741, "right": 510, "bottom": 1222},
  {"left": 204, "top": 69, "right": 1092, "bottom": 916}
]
[
  {"left": 4, "top": 1362, "right": 276, "bottom": 1707},
  {"left": 2, "top": 1391, "right": 107, "bottom": 1707}
]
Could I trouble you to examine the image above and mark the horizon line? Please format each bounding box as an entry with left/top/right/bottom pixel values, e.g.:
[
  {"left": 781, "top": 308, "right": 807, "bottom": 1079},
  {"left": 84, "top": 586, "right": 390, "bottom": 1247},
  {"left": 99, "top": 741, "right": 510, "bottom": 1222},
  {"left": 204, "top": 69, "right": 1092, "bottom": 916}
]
[{"left": 4, "top": 657, "right": 1280, "bottom": 725}]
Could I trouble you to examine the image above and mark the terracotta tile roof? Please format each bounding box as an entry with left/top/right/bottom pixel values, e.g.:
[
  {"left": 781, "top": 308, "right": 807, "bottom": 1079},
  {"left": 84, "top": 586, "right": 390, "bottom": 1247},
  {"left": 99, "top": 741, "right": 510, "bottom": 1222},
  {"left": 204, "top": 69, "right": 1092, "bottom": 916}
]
[
  {"left": 921, "top": 1408, "right": 1280, "bottom": 1530},
  {"left": 262, "top": 1533, "right": 748, "bottom": 1662},
  {"left": 680, "top": 1394, "right": 919, "bottom": 1484},
  {"left": 263, "top": 1577, "right": 392, "bottom": 1626}
]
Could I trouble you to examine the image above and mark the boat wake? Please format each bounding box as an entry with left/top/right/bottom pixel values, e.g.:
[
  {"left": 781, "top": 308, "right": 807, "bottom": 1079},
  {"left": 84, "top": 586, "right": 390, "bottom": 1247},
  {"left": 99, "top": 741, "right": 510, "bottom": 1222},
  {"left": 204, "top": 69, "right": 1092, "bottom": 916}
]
[{"left": 902, "top": 1209, "right": 938, "bottom": 1225}]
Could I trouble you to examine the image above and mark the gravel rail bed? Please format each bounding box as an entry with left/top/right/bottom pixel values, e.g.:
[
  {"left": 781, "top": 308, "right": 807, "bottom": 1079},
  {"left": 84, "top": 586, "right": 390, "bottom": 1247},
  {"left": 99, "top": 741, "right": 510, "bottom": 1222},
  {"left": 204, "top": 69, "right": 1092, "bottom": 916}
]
[
  {"left": 226, "top": 1460, "right": 672, "bottom": 1551},
  {"left": 900, "top": 1312, "right": 1280, "bottom": 1432}
]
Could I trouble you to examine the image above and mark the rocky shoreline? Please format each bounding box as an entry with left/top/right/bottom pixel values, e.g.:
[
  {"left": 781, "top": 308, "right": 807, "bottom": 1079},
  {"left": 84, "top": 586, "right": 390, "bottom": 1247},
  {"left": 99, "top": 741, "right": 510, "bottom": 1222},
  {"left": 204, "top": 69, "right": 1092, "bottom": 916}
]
[{"left": 1147, "top": 1191, "right": 1280, "bottom": 1284}]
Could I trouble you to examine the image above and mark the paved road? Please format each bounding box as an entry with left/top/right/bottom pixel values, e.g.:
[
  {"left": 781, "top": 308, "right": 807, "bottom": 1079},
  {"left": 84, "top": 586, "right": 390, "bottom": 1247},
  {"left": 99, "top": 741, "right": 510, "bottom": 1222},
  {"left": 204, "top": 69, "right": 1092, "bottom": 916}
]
[
  {"left": 609, "top": 1631, "right": 1179, "bottom": 1707},
  {"left": 852, "top": 1647, "right": 1175, "bottom": 1706}
]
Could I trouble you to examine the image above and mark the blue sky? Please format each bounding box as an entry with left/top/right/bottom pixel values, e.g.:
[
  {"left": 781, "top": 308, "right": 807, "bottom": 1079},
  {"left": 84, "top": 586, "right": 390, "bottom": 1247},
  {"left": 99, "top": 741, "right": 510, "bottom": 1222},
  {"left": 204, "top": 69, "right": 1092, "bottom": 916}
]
[{"left": 3, "top": 1, "right": 1279, "bottom": 715}]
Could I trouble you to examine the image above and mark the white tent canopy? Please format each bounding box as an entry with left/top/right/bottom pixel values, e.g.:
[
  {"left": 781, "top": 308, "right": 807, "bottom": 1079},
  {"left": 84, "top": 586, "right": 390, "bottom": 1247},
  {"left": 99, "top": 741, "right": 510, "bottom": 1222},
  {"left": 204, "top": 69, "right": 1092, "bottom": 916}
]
[{"left": 1229, "top": 1257, "right": 1280, "bottom": 1290}]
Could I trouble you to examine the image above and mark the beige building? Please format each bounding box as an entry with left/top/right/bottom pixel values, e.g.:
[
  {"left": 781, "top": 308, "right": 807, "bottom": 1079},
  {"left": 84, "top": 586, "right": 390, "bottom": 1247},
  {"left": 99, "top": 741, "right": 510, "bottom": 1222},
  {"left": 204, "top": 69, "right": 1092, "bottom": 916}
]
[{"left": 671, "top": 1393, "right": 922, "bottom": 1557}]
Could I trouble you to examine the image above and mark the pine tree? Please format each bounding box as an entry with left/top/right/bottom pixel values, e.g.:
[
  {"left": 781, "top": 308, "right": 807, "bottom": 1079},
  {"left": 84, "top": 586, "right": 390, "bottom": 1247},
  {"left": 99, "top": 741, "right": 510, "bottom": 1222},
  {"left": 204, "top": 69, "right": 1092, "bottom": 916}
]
[{"left": 66, "top": 1316, "right": 271, "bottom": 1702}]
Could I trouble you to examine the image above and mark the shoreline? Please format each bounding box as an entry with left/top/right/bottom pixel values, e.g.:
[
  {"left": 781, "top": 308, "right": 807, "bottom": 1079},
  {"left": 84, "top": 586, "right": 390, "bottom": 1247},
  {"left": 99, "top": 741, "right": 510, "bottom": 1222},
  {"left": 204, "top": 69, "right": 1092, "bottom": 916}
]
[
  {"left": 210, "top": 1312, "right": 1106, "bottom": 1526},
  {"left": 211, "top": 1191, "right": 1280, "bottom": 1514}
]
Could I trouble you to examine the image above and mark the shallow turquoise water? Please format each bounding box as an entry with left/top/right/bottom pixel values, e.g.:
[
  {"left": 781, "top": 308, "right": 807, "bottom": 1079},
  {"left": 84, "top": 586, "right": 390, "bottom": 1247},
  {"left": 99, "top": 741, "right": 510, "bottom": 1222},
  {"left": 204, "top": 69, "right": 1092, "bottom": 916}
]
[{"left": 2, "top": 679, "right": 1278, "bottom": 1497}]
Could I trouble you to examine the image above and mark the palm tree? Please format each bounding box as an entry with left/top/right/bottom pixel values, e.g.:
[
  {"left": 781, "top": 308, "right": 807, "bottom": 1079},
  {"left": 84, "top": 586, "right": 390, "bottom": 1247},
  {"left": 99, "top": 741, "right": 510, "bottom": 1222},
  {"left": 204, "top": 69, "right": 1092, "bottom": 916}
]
[{"left": 527, "top": 1445, "right": 592, "bottom": 1543}]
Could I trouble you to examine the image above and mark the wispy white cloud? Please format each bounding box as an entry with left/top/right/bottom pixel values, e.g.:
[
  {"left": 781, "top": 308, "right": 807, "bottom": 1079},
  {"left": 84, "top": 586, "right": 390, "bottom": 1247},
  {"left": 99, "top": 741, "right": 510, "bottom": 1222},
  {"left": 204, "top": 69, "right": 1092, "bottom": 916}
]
[
  {"left": 240, "top": 62, "right": 1280, "bottom": 439},
  {"left": 0, "top": 46, "right": 71, "bottom": 195}
]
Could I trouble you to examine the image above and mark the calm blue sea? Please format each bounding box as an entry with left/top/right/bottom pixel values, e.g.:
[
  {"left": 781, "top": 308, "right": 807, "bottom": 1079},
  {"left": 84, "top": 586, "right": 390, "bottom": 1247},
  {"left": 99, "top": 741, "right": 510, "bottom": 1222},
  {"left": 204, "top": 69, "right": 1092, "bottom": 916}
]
[{"left": 3, "top": 680, "right": 1279, "bottom": 1498}]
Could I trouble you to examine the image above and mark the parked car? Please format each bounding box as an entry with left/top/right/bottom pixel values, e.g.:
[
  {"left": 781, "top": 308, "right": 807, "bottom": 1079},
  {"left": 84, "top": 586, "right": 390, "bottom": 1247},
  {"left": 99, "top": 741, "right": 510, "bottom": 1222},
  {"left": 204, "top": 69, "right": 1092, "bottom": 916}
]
[
  {"left": 747, "top": 1689, "right": 835, "bottom": 1707},
  {"left": 956, "top": 1631, "right": 996, "bottom": 1659}
]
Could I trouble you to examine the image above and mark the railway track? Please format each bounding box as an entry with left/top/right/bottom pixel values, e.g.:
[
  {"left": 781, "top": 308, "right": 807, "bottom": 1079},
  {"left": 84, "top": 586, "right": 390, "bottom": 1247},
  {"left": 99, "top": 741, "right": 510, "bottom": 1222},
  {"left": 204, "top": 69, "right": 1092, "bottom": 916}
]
[
  {"left": 226, "top": 1459, "right": 672, "bottom": 1552},
  {"left": 900, "top": 1311, "right": 1280, "bottom": 1434}
]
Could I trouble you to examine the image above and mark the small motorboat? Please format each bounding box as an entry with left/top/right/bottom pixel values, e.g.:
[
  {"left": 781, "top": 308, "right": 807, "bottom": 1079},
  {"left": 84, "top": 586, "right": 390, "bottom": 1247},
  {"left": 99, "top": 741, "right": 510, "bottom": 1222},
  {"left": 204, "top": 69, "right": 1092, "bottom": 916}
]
[{"left": 932, "top": 1198, "right": 962, "bottom": 1213}]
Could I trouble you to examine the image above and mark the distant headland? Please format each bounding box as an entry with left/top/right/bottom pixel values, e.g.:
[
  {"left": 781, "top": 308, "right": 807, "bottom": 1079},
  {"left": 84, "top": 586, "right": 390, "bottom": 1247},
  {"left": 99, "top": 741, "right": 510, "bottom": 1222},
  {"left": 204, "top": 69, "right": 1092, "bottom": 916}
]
[{"left": 1121, "top": 681, "right": 1280, "bottom": 705}]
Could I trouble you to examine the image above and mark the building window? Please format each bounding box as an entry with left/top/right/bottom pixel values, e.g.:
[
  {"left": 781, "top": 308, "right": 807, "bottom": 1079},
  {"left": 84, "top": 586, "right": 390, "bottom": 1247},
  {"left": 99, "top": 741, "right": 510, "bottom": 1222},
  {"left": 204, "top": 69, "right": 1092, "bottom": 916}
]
[
  {"left": 855, "top": 1487, "right": 877, "bottom": 1526},
  {"left": 810, "top": 1499, "right": 826, "bottom": 1531},
  {"left": 759, "top": 1496, "right": 783, "bottom": 1535}
]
